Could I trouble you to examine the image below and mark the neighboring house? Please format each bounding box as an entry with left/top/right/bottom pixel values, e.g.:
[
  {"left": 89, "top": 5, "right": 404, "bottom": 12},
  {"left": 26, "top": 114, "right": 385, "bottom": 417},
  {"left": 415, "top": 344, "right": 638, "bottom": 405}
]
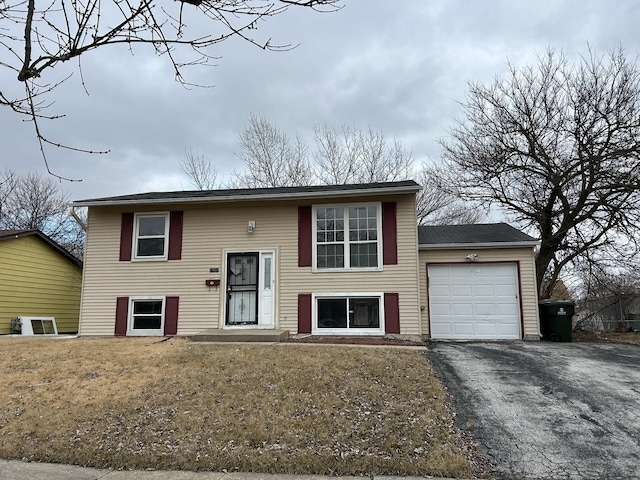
[
  {"left": 73, "top": 181, "right": 541, "bottom": 340},
  {"left": 419, "top": 223, "right": 540, "bottom": 340},
  {"left": 0, "top": 230, "right": 82, "bottom": 334}
]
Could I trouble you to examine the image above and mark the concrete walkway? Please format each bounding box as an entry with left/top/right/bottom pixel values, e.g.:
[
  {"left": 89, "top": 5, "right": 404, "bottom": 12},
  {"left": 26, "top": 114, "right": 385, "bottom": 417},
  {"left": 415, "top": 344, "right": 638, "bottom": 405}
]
[{"left": 0, "top": 460, "right": 454, "bottom": 480}]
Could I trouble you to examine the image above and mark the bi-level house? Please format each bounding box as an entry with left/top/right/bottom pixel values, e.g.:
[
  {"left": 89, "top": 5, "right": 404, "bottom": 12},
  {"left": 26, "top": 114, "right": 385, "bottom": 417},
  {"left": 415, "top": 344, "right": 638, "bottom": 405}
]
[{"left": 73, "top": 181, "right": 541, "bottom": 340}]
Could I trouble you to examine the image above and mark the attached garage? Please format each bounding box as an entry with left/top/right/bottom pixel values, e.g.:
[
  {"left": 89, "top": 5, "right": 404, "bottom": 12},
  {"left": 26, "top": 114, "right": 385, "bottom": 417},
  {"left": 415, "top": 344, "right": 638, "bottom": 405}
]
[
  {"left": 428, "top": 263, "right": 521, "bottom": 339},
  {"left": 419, "top": 224, "right": 541, "bottom": 341}
]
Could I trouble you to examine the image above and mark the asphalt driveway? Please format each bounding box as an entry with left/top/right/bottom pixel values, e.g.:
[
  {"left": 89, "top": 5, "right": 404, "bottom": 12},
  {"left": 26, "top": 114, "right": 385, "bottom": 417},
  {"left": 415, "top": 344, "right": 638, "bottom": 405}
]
[{"left": 429, "top": 341, "right": 640, "bottom": 480}]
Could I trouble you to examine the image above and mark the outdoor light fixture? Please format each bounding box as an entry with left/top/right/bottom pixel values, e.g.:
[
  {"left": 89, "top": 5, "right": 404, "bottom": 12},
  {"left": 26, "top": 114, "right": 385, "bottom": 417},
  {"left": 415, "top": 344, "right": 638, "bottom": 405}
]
[
  {"left": 465, "top": 253, "right": 479, "bottom": 261},
  {"left": 247, "top": 220, "right": 256, "bottom": 233}
]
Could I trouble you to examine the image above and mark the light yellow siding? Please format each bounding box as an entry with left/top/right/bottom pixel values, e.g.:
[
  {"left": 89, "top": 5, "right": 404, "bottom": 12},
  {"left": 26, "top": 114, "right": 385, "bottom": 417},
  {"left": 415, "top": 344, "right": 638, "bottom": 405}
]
[
  {"left": 0, "top": 236, "right": 82, "bottom": 334},
  {"left": 418, "top": 248, "right": 540, "bottom": 339},
  {"left": 79, "top": 194, "right": 421, "bottom": 336}
]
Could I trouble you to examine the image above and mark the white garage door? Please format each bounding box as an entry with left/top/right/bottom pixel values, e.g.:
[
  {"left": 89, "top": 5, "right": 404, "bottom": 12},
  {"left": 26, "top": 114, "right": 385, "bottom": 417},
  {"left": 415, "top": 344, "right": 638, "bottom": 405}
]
[{"left": 428, "top": 263, "right": 521, "bottom": 339}]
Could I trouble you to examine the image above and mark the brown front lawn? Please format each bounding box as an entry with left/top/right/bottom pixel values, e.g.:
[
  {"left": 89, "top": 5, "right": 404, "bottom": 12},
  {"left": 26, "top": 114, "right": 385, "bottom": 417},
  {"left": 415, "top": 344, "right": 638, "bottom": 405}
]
[
  {"left": 573, "top": 330, "right": 640, "bottom": 346},
  {"left": 0, "top": 337, "right": 486, "bottom": 478}
]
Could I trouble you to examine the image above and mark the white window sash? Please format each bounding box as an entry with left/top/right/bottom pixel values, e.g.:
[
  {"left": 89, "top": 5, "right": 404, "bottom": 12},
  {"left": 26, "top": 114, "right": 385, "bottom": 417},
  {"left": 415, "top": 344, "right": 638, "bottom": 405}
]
[
  {"left": 132, "top": 212, "right": 170, "bottom": 261},
  {"left": 311, "top": 292, "right": 385, "bottom": 336},
  {"left": 312, "top": 203, "right": 382, "bottom": 272},
  {"left": 128, "top": 296, "right": 166, "bottom": 336}
]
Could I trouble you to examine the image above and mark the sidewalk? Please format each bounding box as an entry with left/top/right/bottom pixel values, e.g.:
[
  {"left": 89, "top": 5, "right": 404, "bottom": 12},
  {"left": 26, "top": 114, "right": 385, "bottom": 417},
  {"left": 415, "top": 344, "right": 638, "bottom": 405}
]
[{"left": 0, "top": 460, "right": 454, "bottom": 480}]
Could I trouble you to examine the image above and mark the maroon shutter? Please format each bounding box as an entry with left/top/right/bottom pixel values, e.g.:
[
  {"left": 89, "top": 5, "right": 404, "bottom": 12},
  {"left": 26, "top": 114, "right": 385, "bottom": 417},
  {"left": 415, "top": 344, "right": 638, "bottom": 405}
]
[
  {"left": 115, "top": 297, "right": 129, "bottom": 336},
  {"left": 164, "top": 296, "right": 179, "bottom": 335},
  {"left": 119, "top": 213, "right": 134, "bottom": 261},
  {"left": 298, "top": 206, "right": 312, "bottom": 267},
  {"left": 168, "top": 211, "right": 183, "bottom": 260},
  {"left": 384, "top": 292, "right": 400, "bottom": 334},
  {"left": 382, "top": 202, "right": 397, "bottom": 265},
  {"left": 298, "top": 293, "right": 312, "bottom": 334}
]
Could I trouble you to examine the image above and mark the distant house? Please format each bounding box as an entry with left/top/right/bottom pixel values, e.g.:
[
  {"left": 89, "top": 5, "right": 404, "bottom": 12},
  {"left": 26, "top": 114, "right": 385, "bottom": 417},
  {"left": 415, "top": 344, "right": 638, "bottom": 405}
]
[
  {"left": 73, "top": 181, "right": 540, "bottom": 340},
  {"left": 0, "top": 230, "right": 82, "bottom": 334}
]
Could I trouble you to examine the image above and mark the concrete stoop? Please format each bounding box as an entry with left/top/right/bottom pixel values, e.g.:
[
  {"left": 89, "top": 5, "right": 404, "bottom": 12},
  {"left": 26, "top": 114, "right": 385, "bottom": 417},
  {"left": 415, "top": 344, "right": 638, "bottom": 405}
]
[{"left": 191, "top": 329, "right": 289, "bottom": 343}]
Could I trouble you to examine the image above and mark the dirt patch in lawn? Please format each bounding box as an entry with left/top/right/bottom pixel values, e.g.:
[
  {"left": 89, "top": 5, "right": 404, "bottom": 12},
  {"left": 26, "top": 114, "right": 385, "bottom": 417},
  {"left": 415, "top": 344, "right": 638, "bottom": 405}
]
[
  {"left": 573, "top": 330, "right": 640, "bottom": 346},
  {"left": 0, "top": 337, "right": 487, "bottom": 478}
]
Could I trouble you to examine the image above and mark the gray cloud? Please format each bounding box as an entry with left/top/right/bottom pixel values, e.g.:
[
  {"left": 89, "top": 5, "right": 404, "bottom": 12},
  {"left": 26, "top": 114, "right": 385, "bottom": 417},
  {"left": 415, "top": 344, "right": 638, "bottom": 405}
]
[{"left": 0, "top": 0, "right": 637, "bottom": 201}]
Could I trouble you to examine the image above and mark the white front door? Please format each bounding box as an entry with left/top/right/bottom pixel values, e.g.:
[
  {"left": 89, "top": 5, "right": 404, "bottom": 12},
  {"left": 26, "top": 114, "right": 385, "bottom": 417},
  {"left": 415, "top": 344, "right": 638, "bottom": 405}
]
[{"left": 258, "top": 251, "right": 275, "bottom": 327}]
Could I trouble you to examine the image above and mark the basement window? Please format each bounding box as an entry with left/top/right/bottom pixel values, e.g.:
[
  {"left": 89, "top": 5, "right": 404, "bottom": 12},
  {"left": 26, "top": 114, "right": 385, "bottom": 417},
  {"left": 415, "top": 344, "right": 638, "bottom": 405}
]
[
  {"left": 18, "top": 317, "right": 59, "bottom": 335},
  {"left": 128, "top": 298, "right": 165, "bottom": 336},
  {"left": 312, "top": 294, "right": 384, "bottom": 335}
]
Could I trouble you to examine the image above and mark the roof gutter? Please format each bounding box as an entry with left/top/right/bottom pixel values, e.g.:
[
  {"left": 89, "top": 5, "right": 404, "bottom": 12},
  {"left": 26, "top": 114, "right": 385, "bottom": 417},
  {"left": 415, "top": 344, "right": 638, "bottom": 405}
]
[
  {"left": 72, "top": 185, "right": 421, "bottom": 208},
  {"left": 419, "top": 241, "right": 540, "bottom": 250},
  {"left": 70, "top": 206, "right": 87, "bottom": 231}
]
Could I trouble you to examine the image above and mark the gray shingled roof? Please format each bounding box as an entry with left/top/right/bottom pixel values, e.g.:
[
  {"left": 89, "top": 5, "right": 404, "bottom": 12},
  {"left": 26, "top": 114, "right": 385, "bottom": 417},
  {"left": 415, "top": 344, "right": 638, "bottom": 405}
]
[
  {"left": 418, "top": 223, "right": 538, "bottom": 247},
  {"left": 0, "top": 229, "right": 82, "bottom": 266},
  {"left": 74, "top": 180, "right": 421, "bottom": 206}
]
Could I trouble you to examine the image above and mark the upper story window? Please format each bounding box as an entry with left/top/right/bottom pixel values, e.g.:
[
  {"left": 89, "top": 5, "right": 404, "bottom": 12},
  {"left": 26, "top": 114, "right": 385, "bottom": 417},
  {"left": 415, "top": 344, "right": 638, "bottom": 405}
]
[
  {"left": 314, "top": 203, "right": 381, "bottom": 271},
  {"left": 134, "top": 213, "right": 169, "bottom": 260}
]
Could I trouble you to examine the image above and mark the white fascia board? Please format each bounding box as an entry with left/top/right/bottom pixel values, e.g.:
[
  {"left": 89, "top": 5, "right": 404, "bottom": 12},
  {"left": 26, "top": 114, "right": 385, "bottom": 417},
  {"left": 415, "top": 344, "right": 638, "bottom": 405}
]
[
  {"left": 419, "top": 241, "right": 540, "bottom": 250},
  {"left": 72, "top": 185, "right": 421, "bottom": 207}
]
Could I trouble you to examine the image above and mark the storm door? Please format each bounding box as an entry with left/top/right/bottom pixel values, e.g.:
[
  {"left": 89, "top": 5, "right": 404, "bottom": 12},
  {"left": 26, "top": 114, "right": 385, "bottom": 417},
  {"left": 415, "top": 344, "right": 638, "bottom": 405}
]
[{"left": 226, "top": 253, "right": 259, "bottom": 325}]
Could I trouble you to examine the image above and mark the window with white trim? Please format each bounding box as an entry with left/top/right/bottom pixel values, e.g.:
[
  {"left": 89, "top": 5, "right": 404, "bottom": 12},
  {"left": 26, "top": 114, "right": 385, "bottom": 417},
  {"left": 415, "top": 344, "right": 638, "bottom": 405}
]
[
  {"left": 314, "top": 204, "right": 381, "bottom": 270},
  {"left": 134, "top": 213, "right": 169, "bottom": 260},
  {"left": 128, "top": 297, "right": 165, "bottom": 336},
  {"left": 313, "top": 293, "right": 384, "bottom": 335}
]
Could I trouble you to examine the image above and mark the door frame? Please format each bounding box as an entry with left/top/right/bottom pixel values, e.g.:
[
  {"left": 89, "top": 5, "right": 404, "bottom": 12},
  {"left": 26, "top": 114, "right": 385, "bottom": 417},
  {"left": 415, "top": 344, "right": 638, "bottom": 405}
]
[{"left": 222, "top": 249, "right": 276, "bottom": 330}]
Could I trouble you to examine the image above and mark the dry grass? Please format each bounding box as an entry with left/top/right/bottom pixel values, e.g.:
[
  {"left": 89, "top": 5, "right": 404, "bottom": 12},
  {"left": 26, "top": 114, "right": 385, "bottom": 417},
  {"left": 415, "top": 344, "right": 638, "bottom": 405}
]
[
  {"left": 0, "top": 337, "right": 485, "bottom": 478},
  {"left": 573, "top": 330, "right": 640, "bottom": 346}
]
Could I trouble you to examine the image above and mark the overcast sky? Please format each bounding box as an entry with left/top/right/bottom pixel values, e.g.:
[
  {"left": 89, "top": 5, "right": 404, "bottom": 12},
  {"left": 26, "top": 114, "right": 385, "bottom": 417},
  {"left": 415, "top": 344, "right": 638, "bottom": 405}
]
[{"left": 1, "top": 0, "right": 638, "bottom": 201}]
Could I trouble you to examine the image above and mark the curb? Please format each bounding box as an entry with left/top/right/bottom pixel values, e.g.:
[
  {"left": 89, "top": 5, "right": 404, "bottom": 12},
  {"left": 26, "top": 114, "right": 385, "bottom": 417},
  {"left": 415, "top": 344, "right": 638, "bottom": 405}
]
[{"left": 0, "top": 460, "right": 461, "bottom": 480}]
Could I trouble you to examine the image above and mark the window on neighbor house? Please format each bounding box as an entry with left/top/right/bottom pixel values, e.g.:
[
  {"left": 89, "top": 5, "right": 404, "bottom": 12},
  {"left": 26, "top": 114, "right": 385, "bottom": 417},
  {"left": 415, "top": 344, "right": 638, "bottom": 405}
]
[
  {"left": 128, "top": 298, "right": 165, "bottom": 335},
  {"left": 314, "top": 204, "right": 381, "bottom": 270},
  {"left": 316, "top": 296, "right": 381, "bottom": 331},
  {"left": 134, "top": 213, "right": 169, "bottom": 259},
  {"left": 17, "top": 317, "right": 59, "bottom": 335}
]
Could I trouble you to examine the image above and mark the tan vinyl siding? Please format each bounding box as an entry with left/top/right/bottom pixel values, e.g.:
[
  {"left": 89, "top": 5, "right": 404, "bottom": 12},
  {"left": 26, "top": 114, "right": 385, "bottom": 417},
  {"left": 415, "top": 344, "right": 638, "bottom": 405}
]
[
  {"left": 419, "top": 248, "right": 540, "bottom": 339},
  {"left": 79, "top": 194, "right": 421, "bottom": 336},
  {"left": 0, "top": 236, "right": 82, "bottom": 334}
]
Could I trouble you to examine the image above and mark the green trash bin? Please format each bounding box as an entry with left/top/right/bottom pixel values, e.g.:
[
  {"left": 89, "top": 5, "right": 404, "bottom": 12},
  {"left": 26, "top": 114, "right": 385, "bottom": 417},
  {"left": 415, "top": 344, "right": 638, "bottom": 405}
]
[{"left": 538, "top": 300, "right": 575, "bottom": 342}]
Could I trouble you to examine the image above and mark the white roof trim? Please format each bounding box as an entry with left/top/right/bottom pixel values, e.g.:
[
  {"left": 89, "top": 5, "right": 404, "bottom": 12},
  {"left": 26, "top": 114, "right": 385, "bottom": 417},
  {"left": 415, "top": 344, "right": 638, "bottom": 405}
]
[
  {"left": 72, "top": 185, "right": 421, "bottom": 207},
  {"left": 419, "top": 241, "right": 540, "bottom": 250}
]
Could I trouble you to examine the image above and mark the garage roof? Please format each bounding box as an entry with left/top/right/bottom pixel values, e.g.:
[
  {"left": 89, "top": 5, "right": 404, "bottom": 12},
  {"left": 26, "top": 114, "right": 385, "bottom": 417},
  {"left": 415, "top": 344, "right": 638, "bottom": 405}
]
[{"left": 418, "top": 223, "right": 539, "bottom": 249}]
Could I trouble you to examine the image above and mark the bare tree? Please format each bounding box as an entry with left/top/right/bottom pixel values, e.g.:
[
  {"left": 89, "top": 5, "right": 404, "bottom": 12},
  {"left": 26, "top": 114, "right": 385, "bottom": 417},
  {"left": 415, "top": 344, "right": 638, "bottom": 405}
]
[
  {"left": 231, "top": 113, "right": 313, "bottom": 188},
  {"left": 180, "top": 149, "right": 218, "bottom": 190},
  {"left": 0, "top": 171, "right": 84, "bottom": 258},
  {"left": 0, "top": 0, "right": 340, "bottom": 178},
  {"left": 437, "top": 46, "right": 640, "bottom": 298},
  {"left": 312, "top": 123, "right": 355, "bottom": 184},
  {"left": 576, "top": 263, "right": 640, "bottom": 331},
  {"left": 232, "top": 116, "right": 474, "bottom": 226},
  {"left": 416, "top": 162, "right": 483, "bottom": 225},
  {"left": 313, "top": 124, "right": 414, "bottom": 184},
  {"left": 0, "top": 170, "right": 17, "bottom": 221}
]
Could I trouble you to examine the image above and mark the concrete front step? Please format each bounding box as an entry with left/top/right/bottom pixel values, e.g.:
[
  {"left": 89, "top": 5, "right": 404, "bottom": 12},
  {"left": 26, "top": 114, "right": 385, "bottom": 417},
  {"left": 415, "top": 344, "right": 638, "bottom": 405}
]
[{"left": 192, "top": 329, "right": 289, "bottom": 343}]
